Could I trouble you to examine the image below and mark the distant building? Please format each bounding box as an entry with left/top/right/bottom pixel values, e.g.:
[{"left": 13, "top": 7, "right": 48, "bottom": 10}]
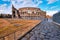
[
  {"left": 53, "top": 12, "right": 60, "bottom": 23},
  {"left": 12, "top": 5, "right": 46, "bottom": 20}
]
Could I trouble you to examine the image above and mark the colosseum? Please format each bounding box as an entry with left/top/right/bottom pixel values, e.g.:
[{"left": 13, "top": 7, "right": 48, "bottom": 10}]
[{"left": 12, "top": 5, "right": 46, "bottom": 20}]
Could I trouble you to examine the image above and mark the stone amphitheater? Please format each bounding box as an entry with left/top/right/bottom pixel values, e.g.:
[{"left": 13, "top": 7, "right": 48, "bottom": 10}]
[
  {"left": 12, "top": 5, "right": 46, "bottom": 20},
  {"left": 0, "top": 5, "right": 60, "bottom": 40}
]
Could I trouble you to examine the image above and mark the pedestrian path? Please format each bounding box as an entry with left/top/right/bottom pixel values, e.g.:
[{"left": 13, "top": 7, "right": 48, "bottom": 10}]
[{"left": 21, "top": 20, "right": 60, "bottom": 40}]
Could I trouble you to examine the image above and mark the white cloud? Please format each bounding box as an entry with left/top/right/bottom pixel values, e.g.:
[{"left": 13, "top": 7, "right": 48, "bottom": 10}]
[
  {"left": 46, "top": 10, "right": 58, "bottom": 16},
  {"left": 0, "top": 4, "right": 7, "bottom": 10},
  {"left": 36, "top": 1, "right": 43, "bottom": 6},
  {"left": 11, "top": 0, "right": 43, "bottom": 9},
  {"left": 0, "top": 0, "right": 43, "bottom": 14},
  {"left": 47, "top": 0, "right": 58, "bottom": 4},
  {"left": 50, "top": 6, "right": 57, "bottom": 9},
  {"left": 0, "top": 4, "right": 11, "bottom": 14}
]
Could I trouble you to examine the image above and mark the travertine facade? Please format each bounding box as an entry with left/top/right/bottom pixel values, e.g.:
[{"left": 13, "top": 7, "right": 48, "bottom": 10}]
[
  {"left": 12, "top": 5, "right": 46, "bottom": 20},
  {"left": 12, "top": 5, "right": 20, "bottom": 18}
]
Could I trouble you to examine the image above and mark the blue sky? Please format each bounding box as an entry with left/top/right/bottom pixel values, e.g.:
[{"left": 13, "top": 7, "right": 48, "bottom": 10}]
[{"left": 0, "top": 0, "right": 60, "bottom": 16}]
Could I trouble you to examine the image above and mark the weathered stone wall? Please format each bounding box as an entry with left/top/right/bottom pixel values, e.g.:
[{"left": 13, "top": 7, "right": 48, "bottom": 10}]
[
  {"left": 21, "top": 16, "right": 45, "bottom": 20},
  {"left": 18, "top": 7, "right": 46, "bottom": 20},
  {"left": 12, "top": 5, "right": 20, "bottom": 18},
  {"left": 12, "top": 6, "right": 46, "bottom": 20}
]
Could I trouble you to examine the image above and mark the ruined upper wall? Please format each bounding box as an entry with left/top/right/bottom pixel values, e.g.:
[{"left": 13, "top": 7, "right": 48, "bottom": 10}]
[
  {"left": 18, "top": 7, "right": 41, "bottom": 12},
  {"left": 18, "top": 7, "right": 46, "bottom": 17}
]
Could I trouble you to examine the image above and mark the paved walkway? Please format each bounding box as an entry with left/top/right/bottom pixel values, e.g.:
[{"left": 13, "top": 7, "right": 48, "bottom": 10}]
[{"left": 20, "top": 20, "right": 60, "bottom": 40}]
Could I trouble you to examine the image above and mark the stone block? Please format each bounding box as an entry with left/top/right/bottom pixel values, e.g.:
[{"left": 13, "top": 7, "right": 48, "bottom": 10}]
[
  {"left": 15, "top": 31, "right": 21, "bottom": 40},
  {"left": 5, "top": 33, "right": 14, "bottom": 40},
  {"left": 0, "top": 38, "right": 4, "bottom": 40}
]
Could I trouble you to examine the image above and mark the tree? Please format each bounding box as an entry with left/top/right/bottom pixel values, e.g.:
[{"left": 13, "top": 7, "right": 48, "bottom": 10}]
[{"left": 0, "top": 14, "right": 3, "bottom": 18}]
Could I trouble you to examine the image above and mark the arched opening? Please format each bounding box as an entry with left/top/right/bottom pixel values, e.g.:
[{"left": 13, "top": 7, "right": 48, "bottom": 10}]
[{"left": 12, "top": 11, "right": 16, "bottom": 18}]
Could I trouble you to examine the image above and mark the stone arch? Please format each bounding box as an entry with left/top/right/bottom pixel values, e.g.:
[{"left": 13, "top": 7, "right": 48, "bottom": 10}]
[{"left": 12, "top": 5, "right": 20, "bottom": 18}]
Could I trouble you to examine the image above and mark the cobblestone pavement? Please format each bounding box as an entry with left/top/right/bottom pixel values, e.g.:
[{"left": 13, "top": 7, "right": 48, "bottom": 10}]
[{"left": 21, "top": 20, "right": 60, "bottom": 40}]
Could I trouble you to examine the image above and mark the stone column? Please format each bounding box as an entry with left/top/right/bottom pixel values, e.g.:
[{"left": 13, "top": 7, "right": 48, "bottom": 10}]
[{"left": 15, "top": 10, "right": 18, "bottom": 18}]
